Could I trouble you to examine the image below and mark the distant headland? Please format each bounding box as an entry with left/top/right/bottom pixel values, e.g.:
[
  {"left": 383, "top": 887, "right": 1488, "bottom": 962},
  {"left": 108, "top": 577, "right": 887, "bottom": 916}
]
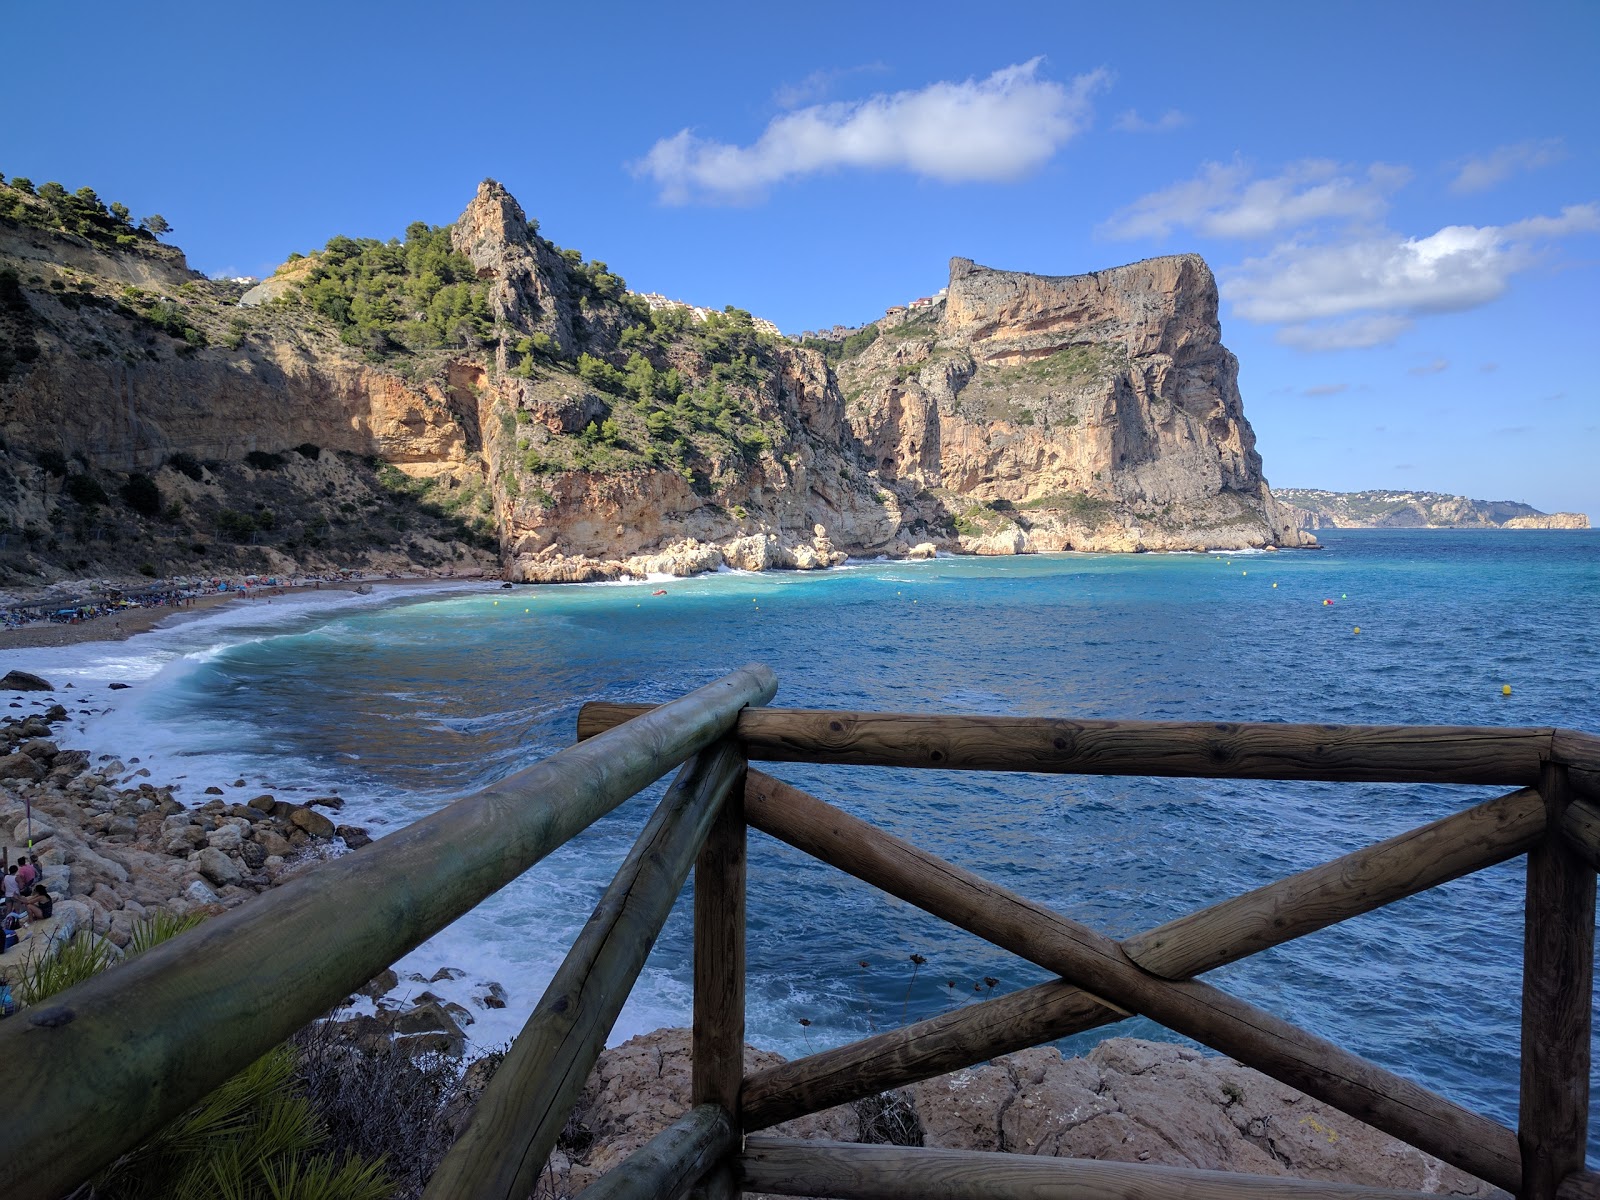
[{"left": 1273, "top": 488, "right": 1588, "bottom": 531}]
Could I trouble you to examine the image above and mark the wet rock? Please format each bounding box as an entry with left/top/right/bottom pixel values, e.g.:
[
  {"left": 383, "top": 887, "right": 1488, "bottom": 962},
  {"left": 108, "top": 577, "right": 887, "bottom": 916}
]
[
  {"left": 1, "top": 670, "right": 54, "bottom": 691},
  {"left": 290, "top": 806, "right": 336, "bottom": 839},
  {"left": 358, "top": 968, "right": 399, "bottom": 1000},
  {"left": 335, "top": 824, "right": 371, "bottom": 850},
  {"left": 474, "top": 981, "right": 509, "bottom": 1009}
]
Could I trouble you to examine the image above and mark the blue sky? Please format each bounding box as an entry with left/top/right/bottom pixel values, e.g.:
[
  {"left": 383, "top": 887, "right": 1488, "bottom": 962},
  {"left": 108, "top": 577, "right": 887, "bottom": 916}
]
[{"left": 4, "top": 1, "right": 1596, "bottom": 514}]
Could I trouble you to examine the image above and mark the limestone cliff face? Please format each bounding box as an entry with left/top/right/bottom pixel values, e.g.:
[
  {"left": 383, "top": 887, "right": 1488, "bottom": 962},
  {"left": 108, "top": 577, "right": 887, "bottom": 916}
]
[
  {"left": 841, "top": 256, "right": 1313, "bottom": 552},
  {"left": 444, "top": 181, "right": 896, "bottom": 583},
  {"left": 0, "top": 182, "right": 1314, "bottom": 589}
]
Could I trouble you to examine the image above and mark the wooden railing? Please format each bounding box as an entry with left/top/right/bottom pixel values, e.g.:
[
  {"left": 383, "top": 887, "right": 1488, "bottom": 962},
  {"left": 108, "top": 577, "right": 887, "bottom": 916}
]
[{"left": 3, "top": 665, "right": 1597, "bottom": 1200}]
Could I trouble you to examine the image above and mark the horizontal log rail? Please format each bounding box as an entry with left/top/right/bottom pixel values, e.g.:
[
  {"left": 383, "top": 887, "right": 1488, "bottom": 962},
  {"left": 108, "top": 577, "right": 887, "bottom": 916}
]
[
  {"left": 742, "top": 780, "right": 1544, "bottom": 1131},
  {"left": 0, "top": 665, "right": 778, "bottom": 1200},
  {"left": 739, "top": 1137, "right": 1445, "bottom": 1199},
  {"left": 578, "top": 702, "right": 1587, "bottom": 785},
  {"left": 572, "top": 1105, "right": 736, "bottom": 1200},
  {"left": 743, "top": 772, "right": 1523, "bottom": 1192},
  {"left": 424, "top": 739, "right": 748, "bottom": 1200}
]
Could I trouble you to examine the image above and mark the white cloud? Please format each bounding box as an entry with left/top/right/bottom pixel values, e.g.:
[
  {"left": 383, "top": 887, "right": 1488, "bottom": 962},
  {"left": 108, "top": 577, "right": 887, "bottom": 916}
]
[
  {"left": 1112, "top": 108, "right": 1188, "bottom": 133},
  {"left": 635, "top": 60, "right": 1109, "bottom": 204},
  {"left": 1100, "top": 158, "right": 1410, "bottom": 240},
  {"left": 1225, "top": 205, "right": 1600, "bottom": 334},
  {"left": 1450, "top": 139, "right": 1566, "bottom": 194},
  {"left": 773, "top": 63, "right": 888, "bottom": 110},
  {"left": 1407, "top": 358, "right": 1449, "bottom": 376},
  {"left": 1303, "top": 383, "right": 1349, "bottom": 396},
  {"left": 1276, "top": 315, "right": 1414, "bottom": 351}
]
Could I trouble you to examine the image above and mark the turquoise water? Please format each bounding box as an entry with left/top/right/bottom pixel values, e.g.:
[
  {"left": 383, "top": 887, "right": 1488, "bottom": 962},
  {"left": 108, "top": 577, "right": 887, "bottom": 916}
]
[{"left": 18, "top": 529, "right": 1600, "bottom": 1145}]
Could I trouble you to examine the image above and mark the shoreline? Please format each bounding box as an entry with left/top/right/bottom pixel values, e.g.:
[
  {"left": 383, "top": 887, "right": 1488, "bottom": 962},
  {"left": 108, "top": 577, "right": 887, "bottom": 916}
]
[{"left": 0, "top": 572, "right": 497, "bottom": 651}]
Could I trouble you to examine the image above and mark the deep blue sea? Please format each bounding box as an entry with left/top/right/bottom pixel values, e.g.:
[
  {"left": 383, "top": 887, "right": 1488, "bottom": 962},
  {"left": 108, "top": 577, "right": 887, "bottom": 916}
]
[{"left": 7, "top": 529, "right": 1598, "bottom": 1146}]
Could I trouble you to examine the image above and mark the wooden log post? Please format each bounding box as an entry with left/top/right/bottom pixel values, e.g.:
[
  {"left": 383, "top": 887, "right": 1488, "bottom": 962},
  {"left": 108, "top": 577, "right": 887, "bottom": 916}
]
[
  {"left": 690, "top": 757, "right": 749, "bottom": 1200},
  {"left": 578, "top": 703, "right": 1552, "bottom": 786},
  {"left": 741, "top": 785, "right": 1543, "bottom": 1131},
  {"left": 422, "top": 738, "right": 749, "bottom": 1200},
  {"left": 1519, "top": 762, "right": 1596, "bottom": 1199},
  {"left": 0, "top": 665, "right": 777, "bottom": 1200},
  {"left": 738, "top": 1137, "right": 1445, "bottom": 1199},
  {"left": 744, "top": 772, "right": 1522, "bottom": 1192},
  {"left": 1558, "top": 798, "right": 1600, "bottom": 873},
  {"left": 574, "top": 1105, "right": 737, "bottom": 1200}
]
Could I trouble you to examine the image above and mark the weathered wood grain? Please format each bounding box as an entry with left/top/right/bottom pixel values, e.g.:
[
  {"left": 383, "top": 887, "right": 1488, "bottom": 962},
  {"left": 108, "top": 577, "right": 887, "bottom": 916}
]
[
  {"left": 738, "top": 1138, "right": 1443, "bottom": 1199},
  {"left": 0, "top": 665, "right": 777, "bottom": 1200},
  {"left": 575, "top": 1105, "right": 736, "bottom": 1200},
  {"left": 423, "top": 739, "right": 748, "bottom": 1200},
  {"left": 744, "top": 772, "right": 1520, "bottom": 1192},
  {"left": 1559, "top": 798, "right": 1600, "bottom": 873},
  {"left": 578, "top": 703, "right": 1554, "bottom": 784},
  {"left": 693, "top": 758, "right": 747, "bottom": 1119},
  {"left": 1519, "top": 763, "right": 1596, "bottom": 1199},
  {"left": 742, "top": 978, "right": 1118, "bottom": 1131}
]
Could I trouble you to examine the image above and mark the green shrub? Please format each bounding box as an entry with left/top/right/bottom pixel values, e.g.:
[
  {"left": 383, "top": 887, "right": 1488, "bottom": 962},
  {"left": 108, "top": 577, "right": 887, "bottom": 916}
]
[
  {"left": 64, "top": 473, "right": 109, "bottom": 505},
  {"left": 216, "top": 509, "right": 257, "bottom": 541},
  {"left": 245, "top": 450, "right": 285, "bottom": 470},
  {"left": 166, "top": 451, "right": 205, "bottom": 481},
  {"left": 36, "top": 448, "right": 68, "bottom": 476},
  {"left": 294, "top": 443, "right": 321, "bottom": 460},
  {"left": 120, "top": 472, "right": 162, "bottom": 516}
]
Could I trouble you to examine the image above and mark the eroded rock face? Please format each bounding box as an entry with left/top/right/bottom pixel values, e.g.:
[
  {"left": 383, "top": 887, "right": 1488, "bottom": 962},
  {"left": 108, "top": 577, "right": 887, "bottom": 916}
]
[
  {"left": 1, "top": 182, "right": 1312, "bottom": 589},
  {"left": 841, "top": 256, "right": 1314, "bottom": 552},
  {"left": 545, "top": 1030, "right": 1499, "bottom": 1198}
]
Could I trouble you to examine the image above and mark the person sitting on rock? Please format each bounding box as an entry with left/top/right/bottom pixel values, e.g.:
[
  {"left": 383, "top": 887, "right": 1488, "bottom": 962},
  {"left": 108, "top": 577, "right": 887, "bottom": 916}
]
[
  {"left": 24, "top": 884, "right": 52, "bottom": 922},
  {"left": 16, "top": 856, "right": 36, "bottom": 891},
  {"left": 2, "top": 866, "right": 20, "bottom": 912}
]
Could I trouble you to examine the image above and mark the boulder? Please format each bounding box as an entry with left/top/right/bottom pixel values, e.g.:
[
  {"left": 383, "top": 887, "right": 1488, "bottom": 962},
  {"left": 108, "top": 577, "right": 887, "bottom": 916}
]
[
  {"left": 335, "top": 825, "right": 371, "bottom": 850},
  {"left": 0, "top": 753, "right": 45, "bottom": 783},
  {"left": 13, "top": 815, "right": 53, "bottom": 843},
  {"left": 183, "top": 879, "right": 220, "bottom": 906},
  {"left": 206, "top": 824, "right": 244, "bottom": 853},
  {"left": 256, "top": 829, "right": 294, "bottom": 857},
  {"left": 1, "top": 671, "right": 54, "bottom": 691},
  {"left": 290, "top": 806, "right": 336, "bottom": 839},
  {"left": 193, "top": 847, "right": 243, "bottom": 887}
]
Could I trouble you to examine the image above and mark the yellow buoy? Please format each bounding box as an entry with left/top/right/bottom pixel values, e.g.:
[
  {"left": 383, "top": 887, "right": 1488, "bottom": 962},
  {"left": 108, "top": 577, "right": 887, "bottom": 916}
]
[
  {"left": 1272, "top": 582, "right": 1278, "bottom": 588},
  {"left": 524, "top": 608, "right": 530, "bottom": 613},
  {"left": 1353, "top": 626, "right": 1360, "bottom": 634},
  {"left": 1242, "top": 570, "right": 1247, "bottom": 576},
  {"left": 1502, "top": 684, "right": 1512, "bottom": 696}
]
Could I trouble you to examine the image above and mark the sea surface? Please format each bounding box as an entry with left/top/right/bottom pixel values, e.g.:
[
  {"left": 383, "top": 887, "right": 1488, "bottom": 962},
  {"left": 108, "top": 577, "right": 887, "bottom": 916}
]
[{"left": 6, "top": 529, "right": 1598, "bottom": 1147}]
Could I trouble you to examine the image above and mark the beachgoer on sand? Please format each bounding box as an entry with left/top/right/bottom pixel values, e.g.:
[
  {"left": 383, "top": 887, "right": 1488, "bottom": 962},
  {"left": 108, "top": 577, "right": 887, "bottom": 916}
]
[{"left": 24, "top": 884, "right": 52, "bottom": 922}]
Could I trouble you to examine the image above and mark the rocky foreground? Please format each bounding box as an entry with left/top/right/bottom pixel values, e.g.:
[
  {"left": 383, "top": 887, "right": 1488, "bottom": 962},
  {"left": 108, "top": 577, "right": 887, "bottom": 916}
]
[
  {"left": 0, "top": 680, "right": 372, "bottom": 950},
  {"left": 0, "top": 692, "right": 1499, "bottom": 1196},
  {"left": 548, "top": 1029, "right": 1500, "bottom": 1197}
]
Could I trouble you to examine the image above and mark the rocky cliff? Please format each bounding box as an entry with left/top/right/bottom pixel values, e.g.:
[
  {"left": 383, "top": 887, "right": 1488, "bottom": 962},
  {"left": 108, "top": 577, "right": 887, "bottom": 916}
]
[
  {"left": 839, "top": 256, "right": 1314, "bottom": 553},
  {"left": 1275, "top": 489, "right": 1589, "bottom": 530},
  {"left": 0, "top": 177, "right": 1312, "bottom": 589}
]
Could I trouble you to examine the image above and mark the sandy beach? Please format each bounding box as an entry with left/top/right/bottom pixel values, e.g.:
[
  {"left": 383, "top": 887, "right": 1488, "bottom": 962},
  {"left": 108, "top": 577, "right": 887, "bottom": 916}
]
[{"left": 0, "top": 573, "right": 498, "bottom": 651}]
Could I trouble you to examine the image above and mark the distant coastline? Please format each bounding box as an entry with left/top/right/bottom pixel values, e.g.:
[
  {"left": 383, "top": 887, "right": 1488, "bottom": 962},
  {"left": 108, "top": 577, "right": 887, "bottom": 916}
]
[{"left": 1273, "top": 487, "right": 1588, "bottom": 532}]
